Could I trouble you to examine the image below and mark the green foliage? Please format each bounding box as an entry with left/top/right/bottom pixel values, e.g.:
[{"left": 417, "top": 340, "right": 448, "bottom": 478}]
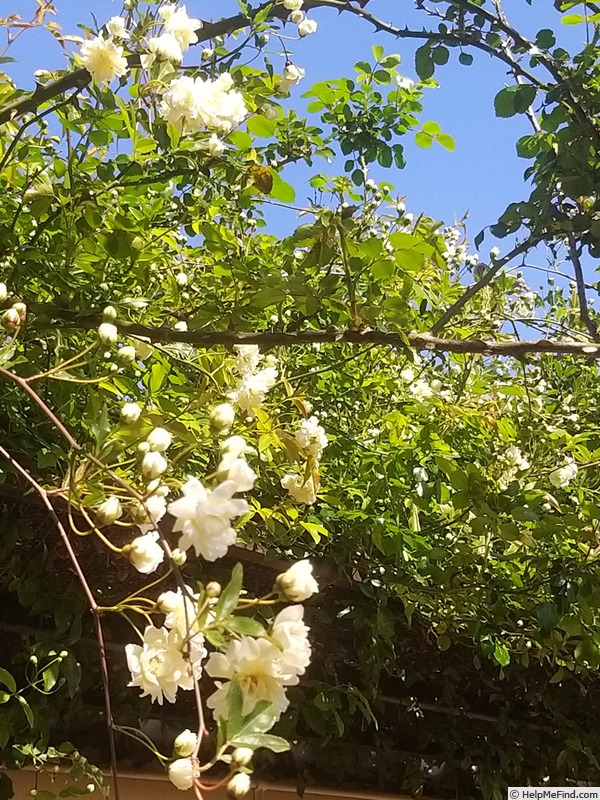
[{"left": 2, "top": 0, "right": 600, "bottom": 798}]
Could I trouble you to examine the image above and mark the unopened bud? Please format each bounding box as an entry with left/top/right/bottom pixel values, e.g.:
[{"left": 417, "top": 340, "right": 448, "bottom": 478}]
[
  {"left": 2, "top": 307, "right": 20, "bottom": 329},
  {"left": 228, "top": 773, "right": 251, "bottom": 798},
  {"left": 0, "top": 283, "right": 7, "bottom": 302},
  {"left": 232, "top": 748, "right": 253, "bottom": 767},
  {"left": 117, "top": 345, "right": 136, "bottom": 365},
  {"left": 98, "top": 322, "right": 118, "bottom": 346},
  {"left": 103, "top": 305, "right": 117, "bottom": 321},
  {"left": 206, "top": 581, "right": 221, "bottom": 598},
  {"left": 12, "top": 302, "right": 26, "bottom": 321},
  {"left": 171, "top": 548, "right": 187, "bottom": 566}
]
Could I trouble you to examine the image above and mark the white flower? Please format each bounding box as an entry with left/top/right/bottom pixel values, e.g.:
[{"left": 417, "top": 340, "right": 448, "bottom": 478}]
[
  {"left": 295, "top": 415, "right": 327, "bottom": 460},
  {"left": 409, "top": 378, "right": 434, "bottom": 401},
  {"left": 271, "top": 605, "right": 311, "bottom": 679},
  {"left": 174, "top": 729, "right": 197, "bottom": 757},
  {"left": 206, "top": 637, "right": 295, "bottom": 720},
  {"left": 283, "top": 63, "right": 305, "bottom": 84},
  {"left": 106, "top": 16, "right": 130, "bottom": 39},
  {"left": 174, "top": 320, "right": 188, "bottom": 331},
  {"left": 505, "top": 445, "right": 530, "bottom": 471},
  {"left": 228, "top": 774, "right": 251, "bottom": 798},
  {"left": 168, "top": 477, "right": 249, "bottom": 560},
  {"left": 549, "top": 460, "right": 578, "bottom": 488},
  {"left": 210, "top": 402, "right": 236, "bottom": 432},
  {"left": 0, "top": 283, "right": 6, "bottom": 302},
  {"left": 142, "top": 33, "right": 183, "bottom": 69},
  {"left": 229, "top": 367, "right": 278, "bottom": 413},
  {"left": 208, "top": 134, "right": 227, "bottom": 157},
  {"left": 281, "top": 473, "right": 317, "bottom": 505},
  {"left": 98, "top": 322, "right": 118, "bottom": 345},
  {"left": 128, "top": 531, "right": 165, "bottom": 574},
  {"left": 159, "top": 74, "right": 247, "bottom": 135},
  {"left": 132, "top": 494, "right": 167, "bottom": 532},
  {"left": 400, "top": 367, "right": 415, "bottom": 383},
  {"left": 234, "top": 344, "right": 262, "bottom": 375},
  {"left": 297, "top": 18, "right": 318, "bottom": 36},
  {"left": 283, "top": 0, "right": 304, "bottom": 9},
  {"left": 159, "top": 4, "right": 201, "bottom": 51},
  {"left": 490, "top": 246, "right": 501, "bottom": 260},
  {"left": 276, "top": 559, "right": 318, "bottom": 602},
  {"left": 126, "top": 625, "right": 193, "bottom": 704},
  {"left": 219, "top": 456, "right": 257, "bottom": 493},
  {"left": 290, "top": 10, "right": 304, "bottom": 23},
  {"left": 147, "top": 427, "right": 172, "bottom": 452},
  {"left": 96, "top": 496, "right": 122, "bottom": 525},
  {"left": 141, "top": 451, "right": 168, "bottom": 479},
  {"left": 80, "top": 35, "right": 127, "bottom": 84},
  {"left": 168, "top": 758, "right": 195, "bottom": 791},
  {"left": 176, "top": 272, "right": 188, "bottom": 286},
  {"left": 221, "top": 435, "right": 249, "bottom": 458}
]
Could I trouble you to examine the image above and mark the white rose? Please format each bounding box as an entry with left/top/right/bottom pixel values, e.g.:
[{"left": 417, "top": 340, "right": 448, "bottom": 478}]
[
  {"left": 276, "top": 559, "right": 318, "bottom": 602},
  {"left": 147, "top": 427, "right": 172, "bottom": 452},
  {"left": 174, "top": 729, "right": 197, "bottom": 757},
  {"left": 283, "top": 63, "right": 305, "bottom": 84},
  {"left": 168, "top": 758, "right": 195, "bottom": 791},
  {"left": 141, "top": 451, "right": 168, "bottom": 479},
  {"left": 297, "top": 18, "right": 317, "bottom": 36},
  {"left": 210, "top": 403, "right": 236, "bottom": 432},
  {"left": 79, "top": 35, "right": 128, "bottom": 85},
  {"left": 106, "top": 16, "right": 130, "bottom": 39},
  {"left": 96, "top": 496, "right": 122, "bottom": 525},
  {"left": 127, "top": 531, "right": 164, "bottom": 574},
  {"left": 208, "top": 134, "right": 227, "bottom": 157}
]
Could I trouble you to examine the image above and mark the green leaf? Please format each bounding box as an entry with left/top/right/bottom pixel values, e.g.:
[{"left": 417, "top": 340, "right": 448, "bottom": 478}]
[
  {"left": 493, "top": 642, "right": 510, "bottom": 667},
  {"left": 247, "top": 115, "right": 277, "bottom": 138},
  {"left": 458, "top": 52, "right": 474, "bottom": 66},
  {"left": 372, "top": 44, "right": 385, "bottom": 62},
  {"left": 415, "top": 131, "right": 434, "bottom": 149},
  {"left": 226, "top": 676, "right": 244, "bottom": 740},
  {"left": 224, "top": 617, "right": 266, "bottom": 637},
  {"left": 537, "top": 602, "right": 559, "bottom": 633},
  {"left": 0, "top": 668, "right": 16, "bottom": 694},
  {"left": 422, "top": 121, "right": 441, "bottom": 135},
  {"left": 415, "top": 46, "right": 435, "bottom": 80},
  {"left": 17, "top": 695, "right": 34, "bottom": 727},
  {"left": 431, "top": 46, "right": 449, "bottom": 65},
  {"left": 231, "top": 733, "right": 290, "bottom": 753},
  {"left": 215, "top": 563, "right": 244, "bottom": 622},
  {"left": 437, "top": 633, "right": 451, "bottom": 651},
  {"left": 535, "top": 28, "right": 556, "bottom": 48},
  {"left": 561, "top": 13, "right": 585, "bottom": 23},
  {"left": 494, "top": 85, "right": 536, "bottom": 118},
  {"left": 437, "top": 133, "right": 456, "bottom": 151},
  {"left": 270, "top": 172, "right": 295, "bottom": 203},
  {"left": 0, "top": 772, "right": 13, "bottom": 800}
]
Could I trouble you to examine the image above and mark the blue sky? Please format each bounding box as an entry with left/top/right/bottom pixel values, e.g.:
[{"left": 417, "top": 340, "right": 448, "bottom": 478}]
[{"left": 6, "top": 1, "right": 587, "bottom": 257}]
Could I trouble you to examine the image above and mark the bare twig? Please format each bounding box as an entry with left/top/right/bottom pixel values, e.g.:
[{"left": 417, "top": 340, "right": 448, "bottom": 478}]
[{"left": 567, "top": 232, "right": 599, "bottom": 340}]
